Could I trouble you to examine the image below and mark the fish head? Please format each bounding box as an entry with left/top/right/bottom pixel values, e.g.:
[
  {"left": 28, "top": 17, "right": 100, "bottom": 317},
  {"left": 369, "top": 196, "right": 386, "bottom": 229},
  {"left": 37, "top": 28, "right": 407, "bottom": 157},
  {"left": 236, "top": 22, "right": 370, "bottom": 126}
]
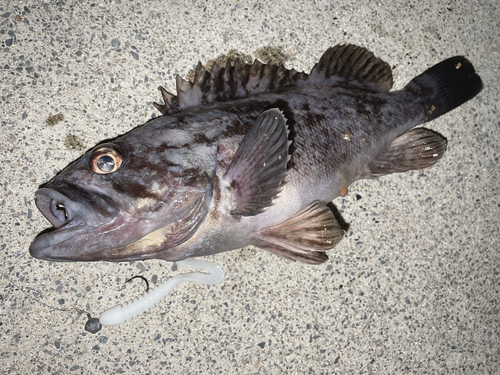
[{"left": 30, "top": 123, "right": 217, "bottom": 262}]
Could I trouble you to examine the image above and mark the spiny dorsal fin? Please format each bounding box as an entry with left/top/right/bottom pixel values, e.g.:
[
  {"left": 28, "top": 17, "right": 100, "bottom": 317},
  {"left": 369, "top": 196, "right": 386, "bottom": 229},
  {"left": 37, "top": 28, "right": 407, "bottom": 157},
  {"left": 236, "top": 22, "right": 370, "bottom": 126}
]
[
  {"left": 153, "top": 44, "right": 392, "bottom": 115},
  {"left": 306, "top": 44, "right": 393, "bottom": 92},
  {"left": 154, "top": 56, "right": 308, "bottom": 114},
  {"left": 224, "top": 108, "right": 290, "bottom": 216},
  {"left": 153, "top": 86, "right": 180, "bottom": 115}
]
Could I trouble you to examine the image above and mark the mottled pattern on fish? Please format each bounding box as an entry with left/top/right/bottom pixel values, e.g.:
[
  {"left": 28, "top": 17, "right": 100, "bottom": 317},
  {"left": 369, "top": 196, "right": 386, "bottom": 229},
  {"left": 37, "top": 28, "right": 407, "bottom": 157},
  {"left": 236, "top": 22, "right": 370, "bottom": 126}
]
[{"left": 30, "top": 45, "right": 483, "bottom": 264}]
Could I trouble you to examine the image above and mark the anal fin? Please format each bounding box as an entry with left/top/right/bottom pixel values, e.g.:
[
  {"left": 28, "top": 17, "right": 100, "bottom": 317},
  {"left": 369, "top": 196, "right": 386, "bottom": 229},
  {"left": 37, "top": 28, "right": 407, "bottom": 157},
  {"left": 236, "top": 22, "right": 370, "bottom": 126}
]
[
  {"left": 253, "top": 201, "right": 345, "bottom": 264},
  {"left": 367, "top": 128, "right": 447, "bottom": 178}
]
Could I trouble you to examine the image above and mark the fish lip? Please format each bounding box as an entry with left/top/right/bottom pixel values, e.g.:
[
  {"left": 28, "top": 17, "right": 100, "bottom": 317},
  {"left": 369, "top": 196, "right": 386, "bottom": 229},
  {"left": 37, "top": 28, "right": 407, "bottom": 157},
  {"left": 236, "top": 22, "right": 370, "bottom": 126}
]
[
  {"left": 29, "top": 225, "right": 91, "bottom": 261},
  {"left": 30, "top": 187, "right": 119, "bottom": 261},
  {"left": 34, "top": 188, "right": 89, "bottom": 229}
]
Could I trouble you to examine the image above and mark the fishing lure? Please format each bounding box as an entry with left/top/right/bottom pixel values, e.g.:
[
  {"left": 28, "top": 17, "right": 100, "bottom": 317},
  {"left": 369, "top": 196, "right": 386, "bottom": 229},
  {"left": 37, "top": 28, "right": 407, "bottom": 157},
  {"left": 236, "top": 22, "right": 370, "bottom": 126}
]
[{"left": 98, "top": 259, "right": 224, "bottom": 326}]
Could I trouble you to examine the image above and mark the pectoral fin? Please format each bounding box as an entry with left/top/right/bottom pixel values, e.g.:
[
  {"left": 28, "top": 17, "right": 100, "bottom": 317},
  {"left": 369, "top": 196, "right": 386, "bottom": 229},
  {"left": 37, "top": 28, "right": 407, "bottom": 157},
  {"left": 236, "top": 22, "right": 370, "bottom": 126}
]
[
  {"left": 253, "top": 201, "right": 345, "bottom": 264},
  {"left": 367, "top": 128, "right": 447, "bottom": 178},
  {"left": 225, "top": 108, "right": 290, "bottom": 216}
]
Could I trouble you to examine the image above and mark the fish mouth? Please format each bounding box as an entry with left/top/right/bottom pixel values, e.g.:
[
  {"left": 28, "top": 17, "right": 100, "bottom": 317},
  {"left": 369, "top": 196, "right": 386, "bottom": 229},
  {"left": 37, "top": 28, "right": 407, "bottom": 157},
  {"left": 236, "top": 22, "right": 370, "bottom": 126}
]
[
  {"left": 34, "top": 188, "right": 93, "bottom": 229},
  {"left": 29, "top": 187, "right": 118, "bottom": 261}
]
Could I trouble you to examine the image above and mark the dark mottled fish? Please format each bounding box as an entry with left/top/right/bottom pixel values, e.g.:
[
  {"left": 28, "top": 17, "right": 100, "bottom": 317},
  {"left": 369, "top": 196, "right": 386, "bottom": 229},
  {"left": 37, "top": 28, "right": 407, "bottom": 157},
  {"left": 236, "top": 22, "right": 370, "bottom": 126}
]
[{"left": 30, "top": 45, "right": 483, "bottom": 264}]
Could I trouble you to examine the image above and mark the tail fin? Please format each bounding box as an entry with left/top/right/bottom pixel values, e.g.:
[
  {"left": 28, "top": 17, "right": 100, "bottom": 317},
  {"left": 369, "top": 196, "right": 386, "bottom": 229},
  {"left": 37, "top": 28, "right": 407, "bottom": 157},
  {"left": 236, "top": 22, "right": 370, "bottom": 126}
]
[{"left": 405, "top": 56, "right": 483, "bottom": 122}]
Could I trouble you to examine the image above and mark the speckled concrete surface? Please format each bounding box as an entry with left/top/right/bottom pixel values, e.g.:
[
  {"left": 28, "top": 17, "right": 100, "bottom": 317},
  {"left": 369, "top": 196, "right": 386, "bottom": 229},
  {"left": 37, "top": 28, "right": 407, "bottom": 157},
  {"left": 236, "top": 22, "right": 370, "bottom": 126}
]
[{"left": 1, "top": 0, "right": 499, "bottom": 374}]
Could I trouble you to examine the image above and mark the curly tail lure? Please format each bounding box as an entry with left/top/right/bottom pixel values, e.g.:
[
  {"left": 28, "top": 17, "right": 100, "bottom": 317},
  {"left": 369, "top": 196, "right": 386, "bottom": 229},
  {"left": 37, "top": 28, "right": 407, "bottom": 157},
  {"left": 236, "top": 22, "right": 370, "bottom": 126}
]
[{"left": 98, "top": 259, "right": 224, "bottom": 326}]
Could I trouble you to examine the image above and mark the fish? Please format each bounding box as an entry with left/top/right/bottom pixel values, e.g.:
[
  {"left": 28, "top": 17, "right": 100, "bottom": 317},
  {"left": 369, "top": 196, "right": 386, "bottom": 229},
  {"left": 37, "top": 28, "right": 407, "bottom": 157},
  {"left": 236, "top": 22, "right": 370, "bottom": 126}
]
[{"left": 29, "top": 44, "right": 483, "bottom": 264}]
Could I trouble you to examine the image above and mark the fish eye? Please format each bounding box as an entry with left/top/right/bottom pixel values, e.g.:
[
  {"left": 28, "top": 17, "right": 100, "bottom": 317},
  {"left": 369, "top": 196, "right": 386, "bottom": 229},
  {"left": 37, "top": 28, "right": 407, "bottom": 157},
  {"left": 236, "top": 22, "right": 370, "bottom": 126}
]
[{"left": 90, "top": 147, "right": 124, "bottom": 174}]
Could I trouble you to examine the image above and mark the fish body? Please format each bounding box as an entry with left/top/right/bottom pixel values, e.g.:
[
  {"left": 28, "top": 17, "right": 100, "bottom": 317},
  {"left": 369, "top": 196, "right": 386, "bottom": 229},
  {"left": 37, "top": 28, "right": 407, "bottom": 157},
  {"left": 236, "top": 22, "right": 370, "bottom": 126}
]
[{"left": 29, "top": 45, "right": 483, "bottom": 264}]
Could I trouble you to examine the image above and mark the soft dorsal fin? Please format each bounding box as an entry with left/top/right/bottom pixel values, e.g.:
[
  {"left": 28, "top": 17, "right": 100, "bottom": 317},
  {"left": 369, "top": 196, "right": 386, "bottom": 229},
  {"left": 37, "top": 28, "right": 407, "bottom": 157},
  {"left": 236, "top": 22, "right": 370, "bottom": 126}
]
[
  {"left": 153, "top": 44, "right": 393, "bottom": 115},
  {"left": 365, "top": 128, "right": 447, "bottom": 178},
  {"left": 306, "top": 44, "right": 393, "bottom": 91},
  {"left": 253, "top": 201, "right": 345, "bottom": 264},
  {"left": 224, "top": 109, "right": 290, "bottom": 216}
]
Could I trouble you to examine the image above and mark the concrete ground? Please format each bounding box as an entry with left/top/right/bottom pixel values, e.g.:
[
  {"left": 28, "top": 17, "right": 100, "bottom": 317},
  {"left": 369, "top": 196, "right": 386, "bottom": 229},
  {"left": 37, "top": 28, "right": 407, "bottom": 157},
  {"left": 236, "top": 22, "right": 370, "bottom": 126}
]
[{"left": 1, "top": 0, "right": 498, "bottom": 374}]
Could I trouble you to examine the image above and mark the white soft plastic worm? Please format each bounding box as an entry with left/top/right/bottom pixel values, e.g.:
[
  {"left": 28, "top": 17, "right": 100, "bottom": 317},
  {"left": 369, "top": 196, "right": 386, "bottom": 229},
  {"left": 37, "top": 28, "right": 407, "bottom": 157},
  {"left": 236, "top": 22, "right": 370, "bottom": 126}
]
[{"left": 99, "top": 259, "right": 224, "bottom": 326}]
